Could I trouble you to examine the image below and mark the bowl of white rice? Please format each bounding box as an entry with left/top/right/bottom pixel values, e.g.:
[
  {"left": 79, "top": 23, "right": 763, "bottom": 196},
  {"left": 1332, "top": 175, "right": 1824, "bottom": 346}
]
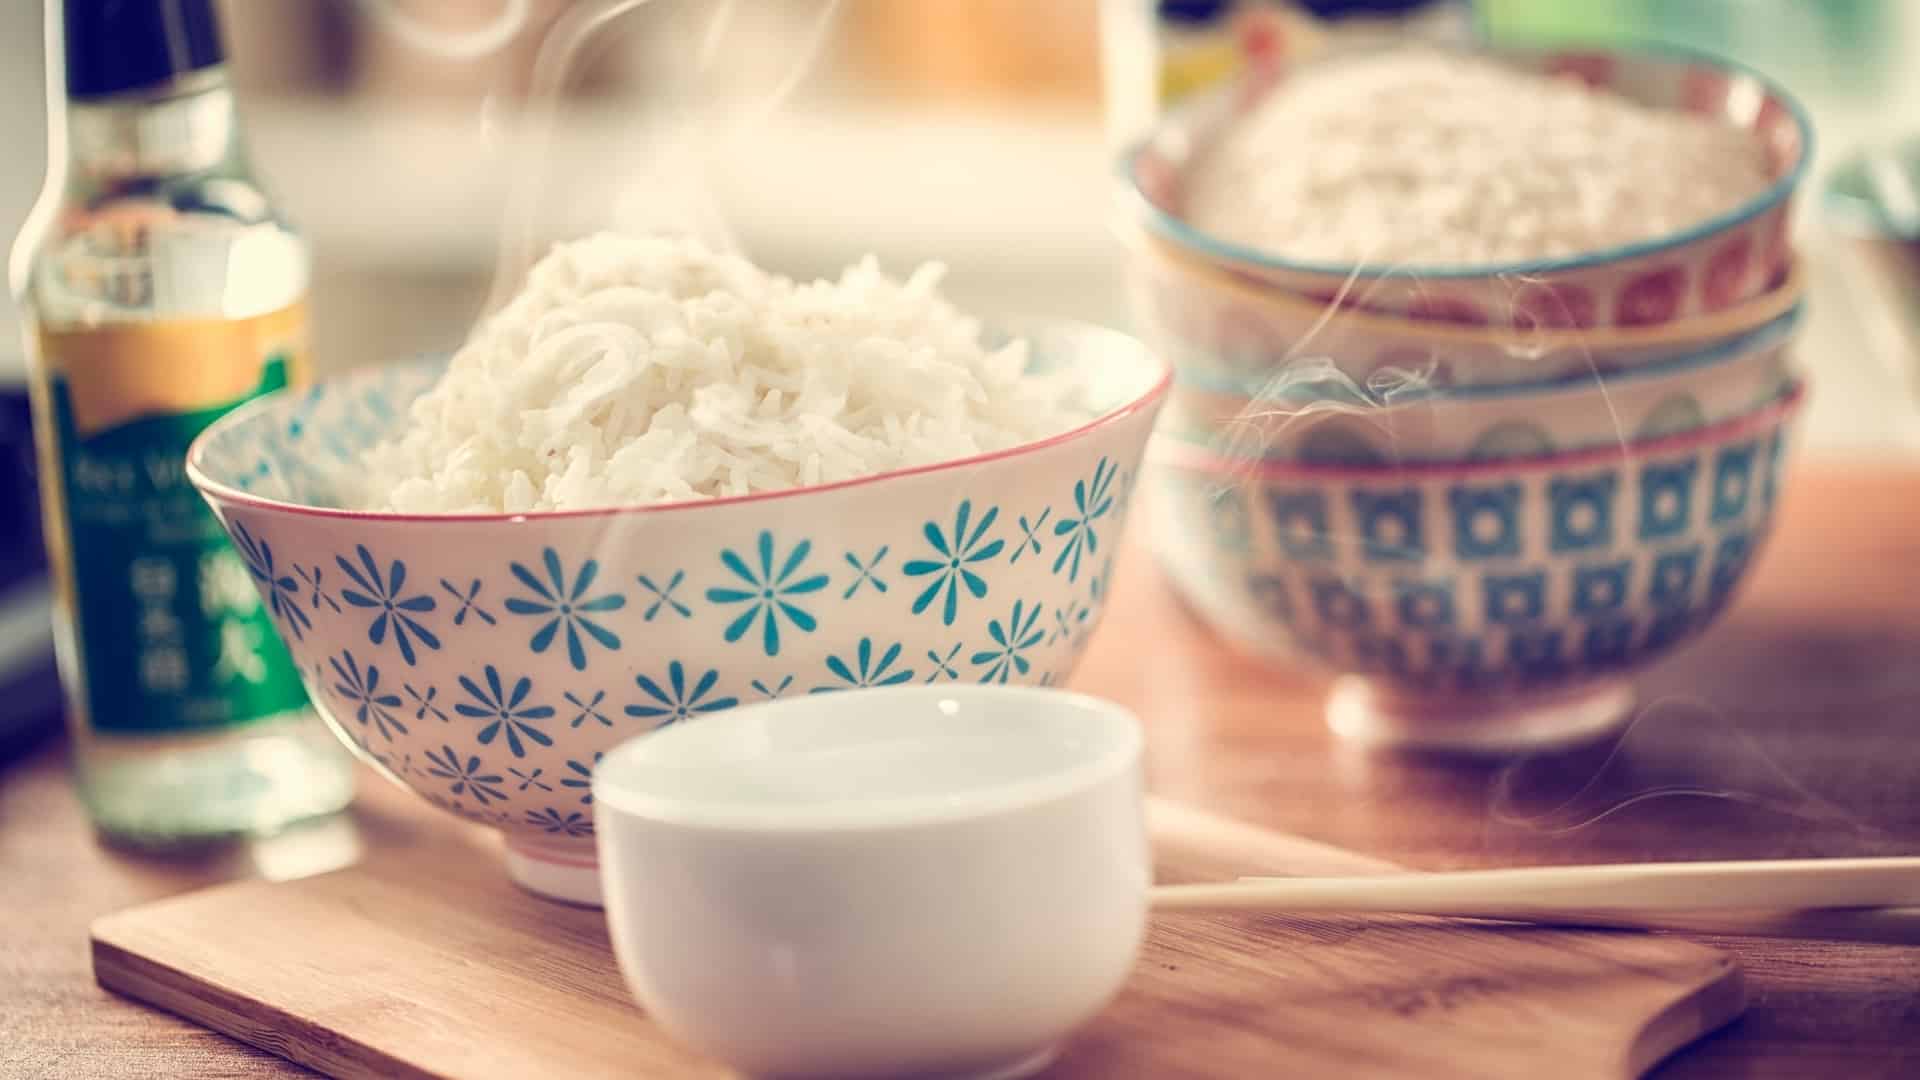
[
  {"left": 186, "top": 233, "right": 1170, "bottom": 905},
  {"left": 1121, "top": 43, "right": 1812, "bottom": 331}
]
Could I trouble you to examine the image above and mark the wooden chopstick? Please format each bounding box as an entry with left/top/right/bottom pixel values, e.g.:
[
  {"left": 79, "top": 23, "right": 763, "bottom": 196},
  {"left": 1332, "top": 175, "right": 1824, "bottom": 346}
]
[{"left": 1151, "top": 857, "right": 1920, "bottom": 941}]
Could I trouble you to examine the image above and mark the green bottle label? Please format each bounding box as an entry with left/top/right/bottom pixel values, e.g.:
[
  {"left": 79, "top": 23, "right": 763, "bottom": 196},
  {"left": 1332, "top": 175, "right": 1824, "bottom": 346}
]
[{"left": 38, "top": 303, "right": 312, "bottom": 735}]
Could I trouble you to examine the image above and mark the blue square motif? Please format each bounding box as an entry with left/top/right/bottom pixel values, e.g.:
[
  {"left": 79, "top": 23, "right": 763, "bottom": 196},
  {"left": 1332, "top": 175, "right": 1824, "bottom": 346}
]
[
  {"left": 1762, "top": 430, "right": 1786, "bottom": 509},
  {"left": 1349, "top": 634, "right": 1408, "bottom": 676},
  {"left": 1583, "top": 619, "right": 1636, "bottom": 667},
  {"left": 1507, "top": 628, "right": 1567, "bottom": 683},
  {"left": 1710, "top": 442, "right": 1758, "bottom": 524},
  {"left": 1393, "top": 580, "right": 1454, "bottom": 629},
  {"left": 1547, "top": 471, "right": 1618, "bottom": 553},
  {"left": 1309, "top": 578, "right": 1369, "bottom": 629},
  {"left": 1482, "top": 572, "right": 1546, "bottom": 624},
  {"left": 1427, "top": 635, "right": 1496, "bottom": 691},
  {"left": 1648, "top": 547, "right": 1701, "bottom": 609},
  {"left": 1424, "top": 634, "right": 1466, "bottom": 669},
  {"left": 1708, "top": 531, "right": 1753, "bottom": 603},
  {"left": 1264, "top": 490, "right": 1333, "bottom": 561},
  {"left": 1386, "top": 639, "right": 1444, "bottom": 686},
  {"left": 1448, "top": 483, "right": 1523, "bottom": 560},
  {"left": 1206, "top": 488, "right": 1251, "bottom": 554},
  {"left": 1571, "top": 560, "right": 1632, "bottom": 616},
  {"left": 1245, "top": 573, "right": 1293, "bottom": 624},
  {"left": 1350, "top": 489, "right": 1425, "bottom": 563},
  {"left": 1637, "top": 458, "right": 1698, "bottom": 542},
  {"left": 1644, "top": 608, "right": 1693, "bottom": 651}
]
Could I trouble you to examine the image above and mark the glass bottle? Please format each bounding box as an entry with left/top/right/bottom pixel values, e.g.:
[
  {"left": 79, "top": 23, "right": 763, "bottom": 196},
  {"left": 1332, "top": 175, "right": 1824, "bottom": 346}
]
[{"left": 10, "top": 0, "right": 353, "bottom": 846}]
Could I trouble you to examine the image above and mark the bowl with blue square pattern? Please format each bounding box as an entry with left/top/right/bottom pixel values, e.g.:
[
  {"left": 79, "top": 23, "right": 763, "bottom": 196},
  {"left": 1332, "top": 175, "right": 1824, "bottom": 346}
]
[
  {"left": 1145, "top": 381, "right": 1804, "bottom": 752},
  {"left": 186, "top": 321, "right": 1170, "bottom": 905}
]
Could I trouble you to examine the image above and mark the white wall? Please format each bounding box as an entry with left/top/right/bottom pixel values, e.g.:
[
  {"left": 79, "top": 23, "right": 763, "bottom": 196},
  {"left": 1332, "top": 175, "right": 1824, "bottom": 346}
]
[{"left": 0, "top": 1, "right": 47, "bottom": 377}]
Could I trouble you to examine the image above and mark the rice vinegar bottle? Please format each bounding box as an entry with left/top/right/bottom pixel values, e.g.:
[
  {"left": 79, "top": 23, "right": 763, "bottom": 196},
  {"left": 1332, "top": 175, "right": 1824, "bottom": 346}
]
[{"left": 11, "top": 0, "right": 352, "bottom": 845}]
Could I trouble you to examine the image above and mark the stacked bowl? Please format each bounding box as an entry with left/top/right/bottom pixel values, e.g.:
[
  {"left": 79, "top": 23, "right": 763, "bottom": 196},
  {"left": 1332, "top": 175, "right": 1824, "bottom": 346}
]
[{"left": 1118, "top": 43, "right": 1813, "bottom": 752}]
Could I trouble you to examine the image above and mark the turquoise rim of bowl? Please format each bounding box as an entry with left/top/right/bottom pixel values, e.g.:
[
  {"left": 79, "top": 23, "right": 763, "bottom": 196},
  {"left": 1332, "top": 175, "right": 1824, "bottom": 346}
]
[
  {"left": 1167, "top": 302, "right": 1802, "bottom": 404},
  {"left": 1117, "top": 38, "right": 1816, "bottom": 282}
]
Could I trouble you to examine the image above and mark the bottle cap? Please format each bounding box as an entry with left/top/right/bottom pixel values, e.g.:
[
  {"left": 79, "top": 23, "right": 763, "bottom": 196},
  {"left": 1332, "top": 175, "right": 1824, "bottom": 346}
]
[
  {"left": 1292, "top": 0, "right": 1437, "bottom": 17},
  {"left": 64, "top": 0, "right": 225, "bottom": 102},
  {"left": 1157, "top": 0, "right": 1233, "bottom": 25}
]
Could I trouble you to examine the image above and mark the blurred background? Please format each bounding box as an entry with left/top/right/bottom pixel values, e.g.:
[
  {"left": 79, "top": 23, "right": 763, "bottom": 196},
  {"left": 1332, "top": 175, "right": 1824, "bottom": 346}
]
[{"left": 6, "top": 0, "right": 1920, "bottom": 754}]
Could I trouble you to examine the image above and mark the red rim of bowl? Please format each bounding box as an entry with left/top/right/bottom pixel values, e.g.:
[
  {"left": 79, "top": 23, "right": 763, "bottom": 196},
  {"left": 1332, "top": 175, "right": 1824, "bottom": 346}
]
[
  {"left": 187, "top": 340, "right": 1175, "bottom": 524},
  {"left": 1148, "top": 380, "right": 1804, "bottom": 480}
]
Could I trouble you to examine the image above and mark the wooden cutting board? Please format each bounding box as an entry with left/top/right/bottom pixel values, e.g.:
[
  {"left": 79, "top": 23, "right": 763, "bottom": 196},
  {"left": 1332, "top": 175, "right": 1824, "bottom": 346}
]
[
  {"left": 90, "top": 797, "right": 1743, "bottom": 1079},
  {"left": 86, "top": 795, "right": 1743, "bottom": 1068}
]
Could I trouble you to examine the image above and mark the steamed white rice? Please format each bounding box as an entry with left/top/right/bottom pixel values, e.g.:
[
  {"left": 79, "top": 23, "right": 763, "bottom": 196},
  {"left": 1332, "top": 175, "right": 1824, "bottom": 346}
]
[
  {"left": 360, "top": 233, "right": 1089, "bottom": 513},
  {"left": 1183, "top": 48, "right": 1773, "bottom": 266}
]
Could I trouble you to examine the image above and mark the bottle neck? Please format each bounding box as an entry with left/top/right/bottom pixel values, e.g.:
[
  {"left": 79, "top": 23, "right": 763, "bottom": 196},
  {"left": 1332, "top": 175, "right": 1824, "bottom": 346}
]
[{"left": 61, "top": 70, "right": 240, "bottom": 192}]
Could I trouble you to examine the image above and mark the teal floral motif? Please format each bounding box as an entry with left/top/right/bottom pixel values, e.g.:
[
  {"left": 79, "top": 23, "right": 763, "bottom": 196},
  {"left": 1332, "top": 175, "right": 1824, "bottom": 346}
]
[
  {"left": 565, "top": 689, "right": 610, "bottom": 728},
  {"left": 972, "top": 599, "right": 1045, "bottom": 683},
  {"left": 455, "top": 665, "right": 555, "bottom": 758},
  {"left": 843, "top": 547, "right": 891, "bottom": 599},
  {"left": 1089, "top": 552, "right": 1118, "bottom": 608},
  {"left": 637, "top": 571, "right": 690, "bottom": 621},
  {"left": 526, "top": 807, "right": 592, "bottom": 837},
  {"left": 1050, "top": 599, "right": 1088, "bottom": 646},
  {"left": 925, "top": 643, "right": 963, "bottom": 682},
  {"left": 751, "top": 675, "right": 793, "bottom": 700},
  {"left": 904, "top": 501, "right": 1006, "bottom": 626},
  {"left": 295, "top": 563, "right": 342, "bottom": 614},
  {"left": 439, "top": 578, "right": 496, "bottom": 626},
  {"left": 509, "top": 767, "right": 551, "bottom": 792},
  {"left": 230, "top": 521, "right": 309, "bottom": 640},
  {"left": 813, "top": 638, "right": 915, "bottom": 693},
  {"left": 403, "top": 683, "right": 446, "bottom": 723},
  {"left": 627, "top": 661, "right": 739, "bottom": 725},
  {"left": 337, "top": 544, "right": 440, "bottom": 665},
  {"left": 329, "top": 650, "right": 404, "bottom": 742},
  {"left": 706, "top": 531, "right": 830, "bottom": 657},
  {"left": 424, "top": 744, "right": 507, "bottom": 806},
  {"left": 1053, "top": 457, "right": 1116, "bottom": 583},
  {"left": 506, "top": 549, "right": 625, "bottom": 671},
  {"left": 560, "top": 752, "right": 601, "bottom": 805},
  {"left": 1012, "top": 508, "right": 1051, "bottom": 564}
]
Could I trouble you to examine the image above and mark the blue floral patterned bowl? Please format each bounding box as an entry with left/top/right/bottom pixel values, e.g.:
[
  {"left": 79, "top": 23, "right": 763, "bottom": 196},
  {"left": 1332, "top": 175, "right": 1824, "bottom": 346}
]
[
  {"left": 1145, "top": 383, "right": 1803, "bottom": 753},
  {"left": 187, "top": 321, "right": 1170, "bottom": 904}
]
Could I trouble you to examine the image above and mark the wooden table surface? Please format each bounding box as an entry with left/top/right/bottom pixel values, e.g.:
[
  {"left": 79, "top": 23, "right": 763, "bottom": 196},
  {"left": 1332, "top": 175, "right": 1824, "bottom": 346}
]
[{"left": 4, "top": 460, "right": 1919, "bottom": 1079}]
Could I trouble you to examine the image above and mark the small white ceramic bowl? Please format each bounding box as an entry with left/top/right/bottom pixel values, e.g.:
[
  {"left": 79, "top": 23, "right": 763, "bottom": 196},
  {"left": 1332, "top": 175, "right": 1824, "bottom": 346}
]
[{"left": 595, "top": 685, "right": 1150, "bottom": 1080}]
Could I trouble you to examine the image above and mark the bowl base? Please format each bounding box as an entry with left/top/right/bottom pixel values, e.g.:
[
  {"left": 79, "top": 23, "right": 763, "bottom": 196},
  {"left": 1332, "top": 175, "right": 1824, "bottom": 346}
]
[
  {"left": 1326, "top": 677, "right": 1633, "bottom": 754},
  {"left": 504, "top": 840, "right": 603, "bottom": 907},
  {"left": 921, "top": 1045, "right": 1059, "bottom": 1080}
]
